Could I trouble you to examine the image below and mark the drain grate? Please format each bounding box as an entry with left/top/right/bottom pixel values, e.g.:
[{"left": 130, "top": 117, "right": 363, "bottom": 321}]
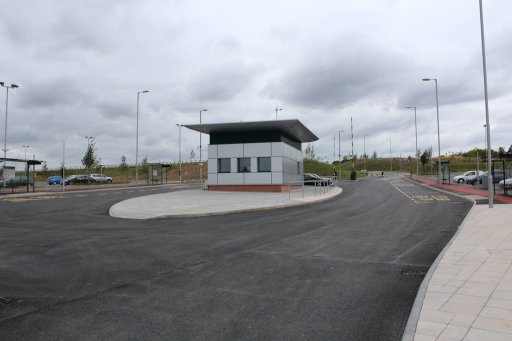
[
  {"left": 0, "top": 297, "right": 23, "bottom": 307},
  {"left": 400, "top": 269, "right": 427, "bottom": 277}
]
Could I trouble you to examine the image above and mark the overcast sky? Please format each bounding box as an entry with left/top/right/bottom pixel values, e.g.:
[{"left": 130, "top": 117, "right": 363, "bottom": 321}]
[{"left": 1, "top": 0, "right": 511, "bottom": 169}]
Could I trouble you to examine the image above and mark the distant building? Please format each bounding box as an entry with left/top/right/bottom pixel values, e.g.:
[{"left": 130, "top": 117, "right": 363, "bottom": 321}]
[{"left": 184, "top": 119, "right": 318, "bottom": 192}]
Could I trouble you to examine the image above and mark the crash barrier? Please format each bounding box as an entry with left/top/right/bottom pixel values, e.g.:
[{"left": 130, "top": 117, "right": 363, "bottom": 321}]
[{"left": 288, "top": 177, "right": 336, "bottom": 199}]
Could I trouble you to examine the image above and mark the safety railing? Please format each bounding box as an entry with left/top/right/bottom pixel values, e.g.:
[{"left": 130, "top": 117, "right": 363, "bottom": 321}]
[{"left": 288, "top": 177, "right": 337, "bottom": 199}]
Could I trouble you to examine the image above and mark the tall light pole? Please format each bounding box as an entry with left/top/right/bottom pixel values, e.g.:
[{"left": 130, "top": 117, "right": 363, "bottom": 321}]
[
  {"left": 479, "top": 0, "right": 493, "bottom": 208},
  {"left": 387, "top": 138, "right": 392, "bottom": 172},
  {"left": 338, "top": 130, "right": 344, "bottom": 179},
  {"left": 483, "top": 124, "right": 488, "bottom": 171},
  {"left": 363, "top": 135, "right": 369, "bottom": 171},
  {"left": 422, "top": 78, "right": 441, "bottom": 183},
  {"left": 136, "top": 90, "right": 149, "bottom": 186},
  {"left": 1, "top": 82, "right": 19, "bottom": 163},
  {"left": 275, "top": 107, "right": 283, "bottom": 120},
  {"left": 22, "top": 145, "right": 30, "bottom": 160},
  {"left": 405, "top": 106, "right": 419, "bottom": 176},
  {"left": 176, "top": 124, "right": 182, "bottom": 183},
  {"left": 199, "top": 108, "right": 207, "bottom": 184}
]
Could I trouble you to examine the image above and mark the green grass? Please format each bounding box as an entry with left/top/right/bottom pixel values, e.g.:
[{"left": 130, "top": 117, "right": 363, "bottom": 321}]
[{"left": 35, "top": 156, "right": 501, "bottom": 184}]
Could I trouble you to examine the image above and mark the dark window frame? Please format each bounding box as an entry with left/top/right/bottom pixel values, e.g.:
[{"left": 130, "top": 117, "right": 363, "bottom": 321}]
[
  {"left": 218, "top": 158, "right": 231, "bottom": 173},
  {"left": 237, "top": 157, "right": 251, "bottom": 173},
  {"left": 258, "top": 157, "right": 271, "bottom": 172}
]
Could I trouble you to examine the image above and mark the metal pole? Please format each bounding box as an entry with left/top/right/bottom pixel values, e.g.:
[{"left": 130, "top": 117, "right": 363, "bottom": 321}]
[
  {"left": 363, "top": 135, "right": 366, "bottom": 171},
  {"left": 434, "top": 79, "right": 441, "bottom": 184},
  {"left": 23, "top": 145, "right": 29, "bottom": 160},
  {"left": 62, "top": 140, "right": 65, "bottom": 192},
  {"left": 275, "top": 107, "right": 282, "bottom": 120},
  {"left": 136, "top": 92, "right": 140, "bottom": 186},
  {"left": 388, "top": 138, "right": 392, "bottom": 172},
  {"left": 338, "top": 130, "right": 342, "bottom": 179},
  {"left": 483, "top": 124, "right": 488, "bottom": 171},
  {"left": 350, "top": 117, "right": 354, "bottom": 170},
  {"left": 199, "top": 108, "right": 208, "bottom": 184},
  {"left": 176, "top": 124, "right": 182, "bottom": 183},
  {"left": 2, "top": 87, "right": 8, "bottom": 162},
  {"left": 414, "top": 107, "right": 418, "bottom": 176},
  {"left": 406, "top": 106, "right": 419, "bottom": 176},
  {"left": 135, "top": 90, "right": 148, "bottom": 186},
  {"left": 479, "top": 0, "right": 493, "bottom": 207}
]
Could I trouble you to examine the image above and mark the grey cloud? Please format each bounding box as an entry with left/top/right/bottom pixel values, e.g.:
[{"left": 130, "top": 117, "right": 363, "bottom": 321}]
[
  {"left": 262, "top": 39, "right": 409, "bottom": 110},
  {"left": 188, "top": 61, "right": 262, "bottom": 102},
  {"left": 19, "top": 78, "right": 90, "bottom": 109}
]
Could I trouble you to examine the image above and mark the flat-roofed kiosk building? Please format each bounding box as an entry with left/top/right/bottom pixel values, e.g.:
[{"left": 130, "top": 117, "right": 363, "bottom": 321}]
[{"left": 184, "top": 119, "right": 318, "bottom": 192}]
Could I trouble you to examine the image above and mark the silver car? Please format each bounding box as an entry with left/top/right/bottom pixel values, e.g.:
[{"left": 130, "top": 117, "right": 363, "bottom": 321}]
[{"left": 89, "top": 173, "right": 113, "bottom": 183}]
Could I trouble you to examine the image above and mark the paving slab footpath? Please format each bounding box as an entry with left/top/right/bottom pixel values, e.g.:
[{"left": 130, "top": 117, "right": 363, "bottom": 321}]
[{"left": 403, "top": 176, "right": 512, "bottom": 341}]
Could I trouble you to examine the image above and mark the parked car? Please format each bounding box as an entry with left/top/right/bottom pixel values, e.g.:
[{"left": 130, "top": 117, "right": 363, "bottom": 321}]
[
  {"left": 466, "top": 171, "right": 487, "bottom": 185},
  {"left": 498, "top": 178, "right": 512, "bottom": 190},
  {"left": 89, "top": 174, "right": 113, "bottom": 183},
  {"left": 47, "top": 176, "right": 63, "bottom": 185},
  {"left": 453, "top": 171, "right": 478, "bottom": 184},
  {"left": 304, "top": 173, "right": 332, "bottom": 186},
  {"left": 1, "top": 175, "right": 34, "bottom": 188},
  {"left": 64, "top": 174, "right": 94, "bottom": 185},
  {"left": 492, "top": 171, "right": 512, "bottom": 184}
]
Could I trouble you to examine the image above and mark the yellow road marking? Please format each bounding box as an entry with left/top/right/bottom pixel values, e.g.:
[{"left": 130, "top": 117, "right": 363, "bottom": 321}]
[{"left": 3, "top": 195, "right": 65, "bottom": 203}]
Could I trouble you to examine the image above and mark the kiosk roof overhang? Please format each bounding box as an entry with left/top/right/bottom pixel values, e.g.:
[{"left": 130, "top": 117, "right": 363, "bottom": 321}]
[{"left": 184, "top": 119, "right": 318, "bottom": 143}]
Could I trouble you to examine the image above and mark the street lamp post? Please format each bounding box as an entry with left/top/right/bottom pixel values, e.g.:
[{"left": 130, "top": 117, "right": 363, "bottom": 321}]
[
  {"left": 199, "top": 108, "right": 207, "bottom": 184},
  {"left": 422, "top": 78, "right": 441, "bottom": 183},
  {"left": 387, "top": 138, "right": 392, "bottom": 172},
  {"left": 338, "top": 130, "right": 344, "bottom": 179},
  {"left": 483, "top": 124, "right": 488, "bottom": 171},
  {"left": 479, "top": 0, "right": 493, "bottom": 208},
  {"left": 363, "top": 135, "right": 369, "bottom": 171},
  {"left": 136, "top": 90, "right": 149, "bottom": 186},
  {"left": 1, "top": 82, "right": 19, "bottom": 163},
  {"left": 274, "top": 107, "right": 283, "bottom": 120},
  {"left": 22, "top": 145, "right": 30, "bottom": 160},
  {"left": 405, "top": 106, "right": 419, "bottom": 176},
  {"left": 176, "top": 124, "right": 182, "bottom": 183}
]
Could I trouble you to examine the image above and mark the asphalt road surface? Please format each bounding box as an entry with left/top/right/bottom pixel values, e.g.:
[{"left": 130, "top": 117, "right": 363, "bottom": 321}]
[{"left": 0, "top": 174, "right": 472, "bottom": 340}]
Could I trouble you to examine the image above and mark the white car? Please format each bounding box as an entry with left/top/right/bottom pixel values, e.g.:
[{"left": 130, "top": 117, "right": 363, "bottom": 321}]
[
  {"left": 89, "top": 173, "right": 113, "bottom": 183},
  {"left": 498, "top": 178, "right": 512, "bottom": 190},
  {"left": 453, "top": 171, "right": 478, "bottom": 184}
]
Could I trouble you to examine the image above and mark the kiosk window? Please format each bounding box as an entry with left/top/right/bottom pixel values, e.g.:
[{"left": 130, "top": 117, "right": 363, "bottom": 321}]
[
  {"left": 258, "top": 157, "right": 271, "bottom": 172},
  {"left": 238, "top": 158, "right": 251, "bottom": 173},
  {"left": 218, "top": 158, "right": 231, "bottom": 173}
]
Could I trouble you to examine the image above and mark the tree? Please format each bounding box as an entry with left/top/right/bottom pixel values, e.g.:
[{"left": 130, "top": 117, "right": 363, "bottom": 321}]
[
  {"left": 140, "top": 155, "right": 149, "bottom": 175},
  {"left": 119, "top": 155, "right": 128, "bottom": 172},
  {"left": 304, "top": 143, "right": 316, "bottom": 160},
  {"left": 82, "top": 137, "right": 98, "bottom": 169},
  {"left": 498, "top": 147, "right": 506, "bottom": 159},
  {"left": 372, "top": 150, "right": 378, "bottom": 160},
  {"left": 420, "top": 149, "right": 431, "bottom": 174},
  {"left": 190, "top": 149, "right": 196, "bottom": 160}
]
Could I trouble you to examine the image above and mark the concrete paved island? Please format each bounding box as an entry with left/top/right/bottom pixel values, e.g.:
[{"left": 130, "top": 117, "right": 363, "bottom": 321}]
[{"left": 110, "top": 187, "right": 342, "bottom": 219}]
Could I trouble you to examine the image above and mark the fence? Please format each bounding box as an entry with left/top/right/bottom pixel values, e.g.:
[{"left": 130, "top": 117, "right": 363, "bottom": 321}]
[{"left": 288, "top": 177, "right": 337, "bottom": 199}]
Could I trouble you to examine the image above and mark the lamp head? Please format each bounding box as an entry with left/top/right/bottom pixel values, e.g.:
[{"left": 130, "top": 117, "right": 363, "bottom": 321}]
[
  {"left": 11, "top": 84, "right": 19, "bottom": 88},
  {"left": 201, "top": 108, "right": 208, "bottom": 112},
  {"left": 142, "top": 90, "right": 149, "bottom": 93},
  {"left": 422, "top": 78, "right": 431, "bottom": 81},
  {"left": 0, "top": 82, "right": 4, "bottom": 86}
]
